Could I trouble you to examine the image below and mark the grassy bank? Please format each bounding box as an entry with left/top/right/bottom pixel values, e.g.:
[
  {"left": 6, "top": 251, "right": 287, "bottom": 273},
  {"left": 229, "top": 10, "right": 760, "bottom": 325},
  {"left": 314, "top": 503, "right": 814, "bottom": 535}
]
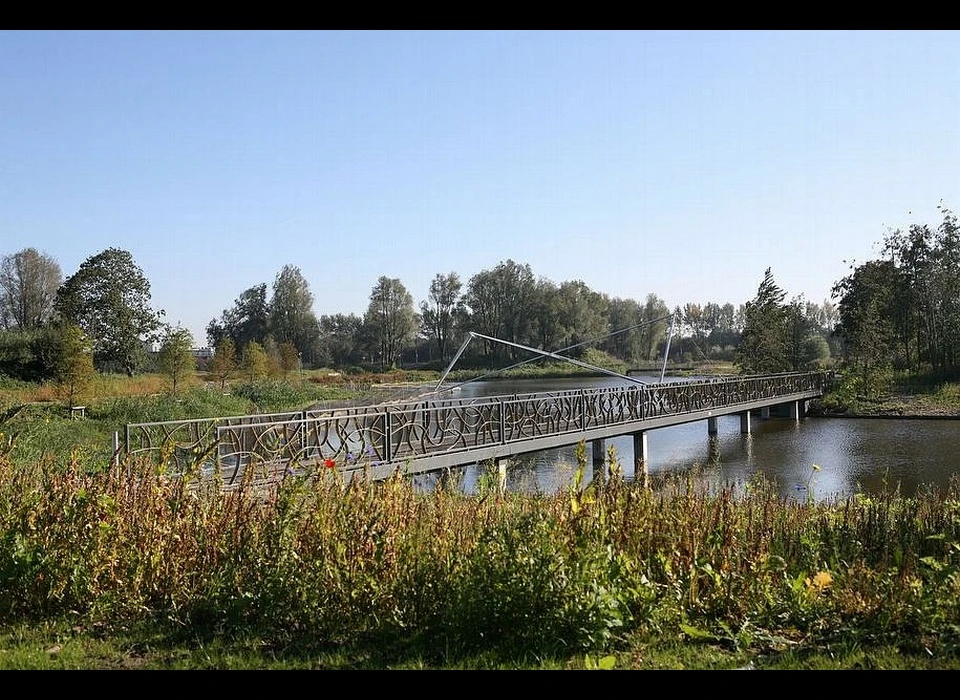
[
  {"left": 2, "top": 440, "right": 960, "bottom": 669},
  {"left": 3, "top": 367, "right": 960, "bottom": 669}
]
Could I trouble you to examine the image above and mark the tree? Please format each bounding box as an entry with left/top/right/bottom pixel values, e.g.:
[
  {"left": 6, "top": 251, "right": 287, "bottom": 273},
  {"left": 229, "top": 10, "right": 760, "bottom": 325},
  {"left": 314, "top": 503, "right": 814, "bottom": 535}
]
[
  {"left": 158, "top": 326, "right": 196, "bottom": 394},
  {"left": 419, "top": 272, "right": 462, "bottom": 362},
  {"left": 241, "top": 341, "right": 270, "bottom": 381},
  {"left": 0, "top": 248, "right": 62, "bottom": 331},
  {"left": 278, "top": 341, "right": 300, "bottom": 380},
  {"left": 317, "top": 313, "right": 363, "bottom": 367},
  {"left": 832, "top": 259, "right": 899, "bottom": 373},
  {"left": 206, "top": 284, "right": 270, "bottom": 352},
  {"left": 269, "top": 264, "right": 319, "bottom": 363},
  {"left": 463, "top": 260, "right": 536, "bottom": 361},
  {"left": 530, "top": 278, "right": 564, "bottom": 353},
  {"left": 555, "top": 280, "right": 609, "bottom": 359},
  {"left": 54, "top": 248, "right": 162, "bottom": 375},
  {"left": 638, "top": 294, "right": 670, "bottom": 362},
  {"left": 42, "top": 323, "right": 95, "bottom": 409},
  {"left": 364, "top": 276, "right": 416, "bottom": 370},
  {"left": 208, "top": 337, "right": 237, "bottom": 390},
  {"left": 736, "top": 268, "right": 790, "bottom": 374}
]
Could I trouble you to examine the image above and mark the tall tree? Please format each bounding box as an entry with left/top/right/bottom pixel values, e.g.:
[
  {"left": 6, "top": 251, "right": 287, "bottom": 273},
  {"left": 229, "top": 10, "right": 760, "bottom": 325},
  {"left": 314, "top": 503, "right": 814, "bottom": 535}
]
[
  {"left": 419, "top": 272, "right": 462, "bottom": 362},
  {"left": 157, "top": 325, "right": 196, "bottom": 394},
  {"left": 638, "top": 294, "right": 670, "bottom": 362},
  {"left": 54, "top": 248, "right": 162, "bottom": 375},
  {"left": 555, "top": 280, "right": 609, "bottom": 359},
  {"left": 0, "top": 248, "right": 62, "bottom": 331},
  {"left": 269, "top": 264, "right": 319, "bottom": 363},
  {"left": 530, "top": 277, "right": 564, "bottom": 353},
  {"left": 364, "top": 276, "right": 416, "bottom": 370},
  {"left": 832, "top": 259, "right": 900, "bottom": 373},
  {"left": 317, "top": 313, "right": 363, "bottom": 367},
  {"left": 736, "top": 268, "right": 790, "bottom": 374},
  {"left": 463, "top": 260, "right": 536, "bottom": 361},
  {"left": 931, "top": 206, "right": 960, "bottom": 368},
  {"left": 602, "top": 296, "right": 641, "bottom": 361},
  {"left": 206, "top": 283, "right": 270, "bottom": 351}
]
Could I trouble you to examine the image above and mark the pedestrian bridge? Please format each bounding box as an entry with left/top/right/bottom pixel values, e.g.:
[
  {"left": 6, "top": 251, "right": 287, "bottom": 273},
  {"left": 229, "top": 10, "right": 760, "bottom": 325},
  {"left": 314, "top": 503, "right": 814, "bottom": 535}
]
[{"left": 123, "top": 371, "right": 831, "bottom": 488}]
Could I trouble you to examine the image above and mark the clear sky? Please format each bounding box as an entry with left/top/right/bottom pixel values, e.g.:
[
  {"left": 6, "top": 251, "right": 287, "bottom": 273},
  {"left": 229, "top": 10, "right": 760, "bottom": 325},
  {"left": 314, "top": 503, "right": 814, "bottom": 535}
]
[{"left": 3, "top": 30, "right": 958, "bottom": 347}]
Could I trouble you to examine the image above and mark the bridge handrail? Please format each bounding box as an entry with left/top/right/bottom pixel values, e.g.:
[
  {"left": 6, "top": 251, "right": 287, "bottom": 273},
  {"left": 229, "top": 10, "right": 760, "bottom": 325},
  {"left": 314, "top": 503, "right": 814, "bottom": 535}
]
[{"left": 122, "top": 371, "right": 830, "bottom": 479}]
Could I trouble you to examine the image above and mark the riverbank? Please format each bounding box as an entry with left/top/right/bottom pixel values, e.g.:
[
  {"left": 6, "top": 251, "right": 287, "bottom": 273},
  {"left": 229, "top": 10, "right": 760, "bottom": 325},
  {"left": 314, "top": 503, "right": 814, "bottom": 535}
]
[{"left": 814, "top": 390, "right": 960, "bottom": 419}]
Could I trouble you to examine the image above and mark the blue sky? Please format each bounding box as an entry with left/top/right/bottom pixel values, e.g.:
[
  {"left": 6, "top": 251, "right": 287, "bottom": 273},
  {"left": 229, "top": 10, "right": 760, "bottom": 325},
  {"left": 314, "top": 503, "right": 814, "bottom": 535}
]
[{"left": 3, "top": 30, "right": 959, "bottom": 346}]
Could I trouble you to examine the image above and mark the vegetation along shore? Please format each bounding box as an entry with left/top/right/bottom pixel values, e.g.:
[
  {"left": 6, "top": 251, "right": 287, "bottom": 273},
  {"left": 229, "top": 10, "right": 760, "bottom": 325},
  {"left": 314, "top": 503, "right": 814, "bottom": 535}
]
[{"left": 3, "top": 206, "right": 960, "bottom": 668}]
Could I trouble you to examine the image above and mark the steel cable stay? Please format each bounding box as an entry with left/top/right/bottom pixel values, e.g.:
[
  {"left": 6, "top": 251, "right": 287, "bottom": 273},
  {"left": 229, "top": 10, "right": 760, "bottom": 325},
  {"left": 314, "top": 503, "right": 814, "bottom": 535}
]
[{"left": 428, "top": 313, "right": 679, "bottom": 398}]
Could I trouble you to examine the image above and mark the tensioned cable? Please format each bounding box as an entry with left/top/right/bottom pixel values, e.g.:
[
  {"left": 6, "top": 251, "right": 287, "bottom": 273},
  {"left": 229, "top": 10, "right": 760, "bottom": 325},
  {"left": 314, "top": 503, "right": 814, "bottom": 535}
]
[{"left": 426, "top": 313, "right": 677, "bottom": 398}]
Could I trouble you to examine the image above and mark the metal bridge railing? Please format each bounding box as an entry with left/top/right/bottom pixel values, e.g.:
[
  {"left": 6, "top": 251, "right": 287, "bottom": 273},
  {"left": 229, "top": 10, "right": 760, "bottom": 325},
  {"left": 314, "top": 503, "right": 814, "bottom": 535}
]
[{"left": 121, "top": 371, "right": 830, "bottom": 485}]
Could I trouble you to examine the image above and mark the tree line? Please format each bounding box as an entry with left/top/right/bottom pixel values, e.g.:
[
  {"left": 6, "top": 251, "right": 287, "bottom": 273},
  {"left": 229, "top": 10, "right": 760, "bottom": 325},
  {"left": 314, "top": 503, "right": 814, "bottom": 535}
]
[
  {"left": 5, "top": 227, "right": 886, "bottom": 395},
  {"left": 832, "top": 204, "right": 960, "bottom": 392}
]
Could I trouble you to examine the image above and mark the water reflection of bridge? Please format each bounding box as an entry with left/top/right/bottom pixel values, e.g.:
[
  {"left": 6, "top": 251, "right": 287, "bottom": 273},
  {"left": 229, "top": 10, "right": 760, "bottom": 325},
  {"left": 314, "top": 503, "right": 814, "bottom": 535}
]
[{"left": 123, "top": 371, "right": 830, "bottom": 488}]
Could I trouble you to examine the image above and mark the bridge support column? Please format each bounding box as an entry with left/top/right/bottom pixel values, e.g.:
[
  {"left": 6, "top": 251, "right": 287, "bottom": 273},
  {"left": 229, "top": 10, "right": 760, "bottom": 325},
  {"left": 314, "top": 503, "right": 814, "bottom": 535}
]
[
  {"left": 760, "top": 406, "right": 770, "bottom": 420},
  {"left": 707, "top": 416, "right": 718, "bottom": 435},
  {"left": 740, "top": 411, "right": 751, "bottom": 434},
  {"left": 592, "top": 439, "right": 605, "bottom": 482},
  {"left": 633, "top": 431, "right": 648, "bottom": 488},
  {"left": 788, "top": 400, "right": 801, "bottom": 421}
]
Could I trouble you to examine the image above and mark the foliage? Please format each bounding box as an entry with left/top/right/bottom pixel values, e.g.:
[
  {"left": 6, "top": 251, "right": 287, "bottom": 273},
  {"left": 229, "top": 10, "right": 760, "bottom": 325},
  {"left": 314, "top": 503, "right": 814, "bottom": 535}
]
[
  {"left": 37, "top": 323, "right": 95, "bottom": 408},
  {"left": 0, "top": 248, "right": 62, "bottom": 331},
  {"left": 53, "top": 247, "right": 162, "bottom": 376},
  {"left": 208, "top": 337, "right": 237, "bottom": 390},
  {"left": 206, "top": 284, "right": 270, "bottom": 354},
  {"left": 363, "top": 276, "right": 417, "bottom": 370},
  {"left": 420, "top": 272, "right": 462, "bottom": 363},
  {"left": 736, "top": 267, "right": 791, "bottom": 374},
  {"left": 157, "top": 326, "right": 196, "bottom": 395},
  {"left": 240, "top": 341, "right": 270, "bottom": 381},
  {"left": 1, "top": 442, "right": 960, "bottom": 669},
  {"left": 463, "top": 260, "right": 537, "bottom": 362},
  {"left": 227, "top": 379, "right": 325, "bottom": 413},
  {"left": 269, "top": 265, "right": 319, "bottom": 364},
  {"left": 278, "top": 341, "right": 299, "bottom": 379},
  {"left": 833, "top": 205, "right": 960, "bottom": 376},
  {"left": 316, "top": 313, "right": 364, "bottom": 368}
]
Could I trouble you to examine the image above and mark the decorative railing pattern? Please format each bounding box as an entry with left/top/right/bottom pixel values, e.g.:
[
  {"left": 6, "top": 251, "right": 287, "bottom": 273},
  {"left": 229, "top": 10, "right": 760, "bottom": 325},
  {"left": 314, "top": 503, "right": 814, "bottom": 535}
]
[{"left": 124, "top": 372, "right": 829, "bottom": 484}]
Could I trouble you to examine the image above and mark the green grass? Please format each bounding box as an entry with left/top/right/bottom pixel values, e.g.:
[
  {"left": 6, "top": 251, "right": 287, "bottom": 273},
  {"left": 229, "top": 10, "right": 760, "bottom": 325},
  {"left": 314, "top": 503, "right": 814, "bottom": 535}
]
[
  {"left": 4, "top": 368, "right": 960, "bottom": 670},
  {"left": 1, "top": 438, "right": 960, "bottom": 669}
]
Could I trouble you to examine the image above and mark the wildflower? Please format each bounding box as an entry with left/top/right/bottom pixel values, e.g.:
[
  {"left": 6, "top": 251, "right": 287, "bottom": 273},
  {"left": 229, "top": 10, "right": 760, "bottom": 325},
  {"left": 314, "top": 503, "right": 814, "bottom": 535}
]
[
  {"left": 324, "top": 458, "right": 336, "bottom": 469},
  {"left": 809, "top": 570, "right": 833, "bottom": 592}
]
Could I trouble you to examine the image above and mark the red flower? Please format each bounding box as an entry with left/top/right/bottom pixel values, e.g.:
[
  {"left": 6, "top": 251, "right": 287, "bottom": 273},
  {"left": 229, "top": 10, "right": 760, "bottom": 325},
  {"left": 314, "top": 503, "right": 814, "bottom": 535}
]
[{"left": 324, "top": 458, "right": 336, "bottom": 469}]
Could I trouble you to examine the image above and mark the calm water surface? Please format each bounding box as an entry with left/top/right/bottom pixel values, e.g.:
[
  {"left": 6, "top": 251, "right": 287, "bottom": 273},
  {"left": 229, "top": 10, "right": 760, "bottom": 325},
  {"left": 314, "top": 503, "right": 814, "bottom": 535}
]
[{"left": 412, "top": 376, "right": 960, "bottom": 503}]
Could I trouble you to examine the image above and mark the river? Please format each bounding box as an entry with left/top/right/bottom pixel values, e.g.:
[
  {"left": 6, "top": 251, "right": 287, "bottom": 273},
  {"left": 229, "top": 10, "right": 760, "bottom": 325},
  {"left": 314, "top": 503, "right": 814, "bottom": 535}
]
[{"left": 410, "top": 375, "right": 960, "bottom": 503}]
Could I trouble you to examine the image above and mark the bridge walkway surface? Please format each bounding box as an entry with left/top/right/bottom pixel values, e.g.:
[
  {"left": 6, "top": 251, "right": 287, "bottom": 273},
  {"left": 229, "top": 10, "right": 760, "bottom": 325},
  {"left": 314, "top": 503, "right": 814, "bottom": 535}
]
[{"left": 122, "top": 371, "right": 830, "bottom": 489}]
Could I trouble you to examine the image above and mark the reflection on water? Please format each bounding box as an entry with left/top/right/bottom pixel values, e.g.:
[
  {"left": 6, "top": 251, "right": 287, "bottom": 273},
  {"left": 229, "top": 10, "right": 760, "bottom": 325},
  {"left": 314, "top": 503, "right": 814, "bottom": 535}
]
[{"left": 412, "top": 376, "right": 960, "bottom": 503}]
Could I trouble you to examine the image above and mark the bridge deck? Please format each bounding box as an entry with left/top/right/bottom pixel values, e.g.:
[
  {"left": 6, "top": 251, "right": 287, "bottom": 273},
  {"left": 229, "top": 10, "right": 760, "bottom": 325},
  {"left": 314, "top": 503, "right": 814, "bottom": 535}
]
[{"left": 123, "top": 371, "right": 830, "bottom": 487}]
